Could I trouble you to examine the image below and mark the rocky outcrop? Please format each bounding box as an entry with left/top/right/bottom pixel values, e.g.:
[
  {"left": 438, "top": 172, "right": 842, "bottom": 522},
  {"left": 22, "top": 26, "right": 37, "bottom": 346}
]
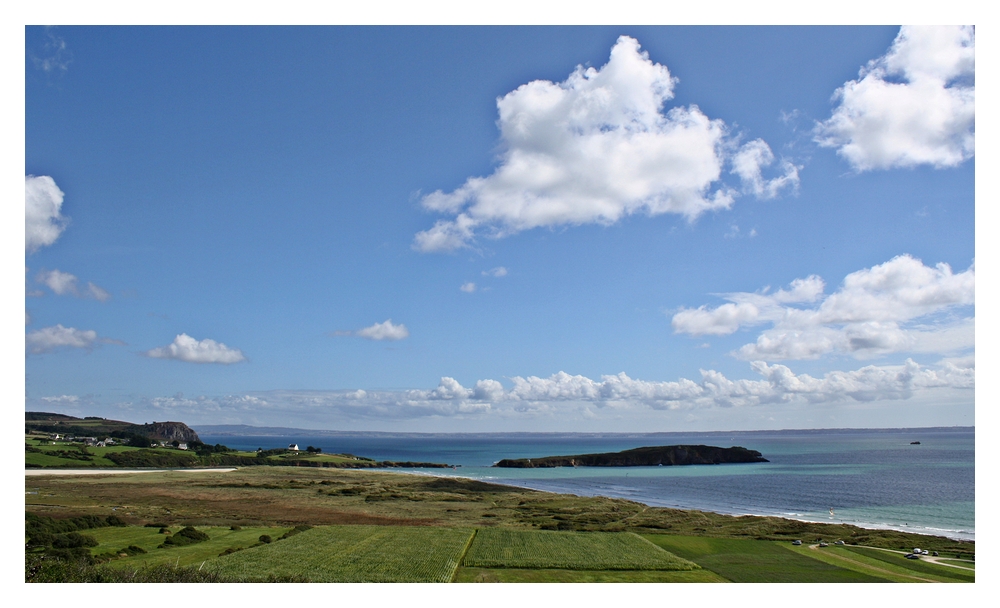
[
  {"left": 135, "top": 422, "right": 201, "bottom": 443},
  {"left": 494, "top": 445, "right": 768, "bottom": 468}
]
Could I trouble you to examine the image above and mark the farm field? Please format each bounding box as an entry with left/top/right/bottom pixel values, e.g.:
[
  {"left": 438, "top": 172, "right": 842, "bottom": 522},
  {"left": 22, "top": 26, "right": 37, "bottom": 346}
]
[
  {"left": 207, "top": 525, "right": 474, "bottom": 582},
  {"left": 463, "top": 528, "right": 696, "bottom": 571}
]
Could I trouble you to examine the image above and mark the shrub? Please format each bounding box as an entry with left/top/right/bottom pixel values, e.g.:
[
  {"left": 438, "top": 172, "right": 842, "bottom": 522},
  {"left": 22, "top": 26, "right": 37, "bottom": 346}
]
[
  {"left": 160, "top": 526, "right": 210, "bottom": 548},
  {"left": 230, "top": 525, "right": 241, "bottom": 531},
  {"left": 51, "top": 533, "right": 99, "bottom": 549},
  {"left": 258, "top": 534, "right": 272, "bottom": 544},
  {"left": 279, "top": 525, "right": 312, "bottom": 540}
]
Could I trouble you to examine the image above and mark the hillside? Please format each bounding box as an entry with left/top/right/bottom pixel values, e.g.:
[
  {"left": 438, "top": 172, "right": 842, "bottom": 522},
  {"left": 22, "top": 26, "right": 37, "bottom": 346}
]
[{"left": 25, "top": 412, "right": 201, "bottom": 443}]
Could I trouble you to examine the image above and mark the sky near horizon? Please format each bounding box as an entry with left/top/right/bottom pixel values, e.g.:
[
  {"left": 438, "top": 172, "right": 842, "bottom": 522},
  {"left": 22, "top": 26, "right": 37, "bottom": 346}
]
[{"left": 24, "top": 25, "right": 975, "bottom": 432}]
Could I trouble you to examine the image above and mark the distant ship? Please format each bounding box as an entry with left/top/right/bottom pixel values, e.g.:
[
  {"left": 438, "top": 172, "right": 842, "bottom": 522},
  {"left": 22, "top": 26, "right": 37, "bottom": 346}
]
[{"left": 910, "top": 441, "right": 921, "bottom": 445}]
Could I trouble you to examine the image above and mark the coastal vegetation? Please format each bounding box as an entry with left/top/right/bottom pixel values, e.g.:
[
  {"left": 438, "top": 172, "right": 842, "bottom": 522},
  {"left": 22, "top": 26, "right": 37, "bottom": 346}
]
[
  {"left": 25, "top": 431, "right": 449, "bottom": 470},
  {"left": 25, "top": 465, "right": 974, "bottom": 583}
]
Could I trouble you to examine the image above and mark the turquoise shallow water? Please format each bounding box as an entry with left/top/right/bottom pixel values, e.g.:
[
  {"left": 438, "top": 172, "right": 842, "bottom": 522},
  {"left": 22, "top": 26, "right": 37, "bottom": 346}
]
[{"left": 198, "top": 426, "right": 974, "bottom": 540}]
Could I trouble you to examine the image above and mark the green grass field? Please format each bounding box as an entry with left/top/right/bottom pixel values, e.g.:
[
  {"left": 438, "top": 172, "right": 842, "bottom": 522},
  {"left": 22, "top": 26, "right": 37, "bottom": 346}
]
[
  {"left": 86, "top": 525, "right": 291, "bottom": 568},
  {"left": 463, "top": 528, "right": 697, "bottom": 571},
  {"left": 207, "top": 525, "right": 474, "bottom": 582},
  {"left": 783, "top": 544, "right": 973, "bottom": 583},
  {"left": 642, "top": 535, "right": 886, "bottom": 582},
  {"left": 837, "top": 546, "right": 975, "bottom": 582},
  {"left": 454, "top": 567, "right": 727, "bottom": 582}
]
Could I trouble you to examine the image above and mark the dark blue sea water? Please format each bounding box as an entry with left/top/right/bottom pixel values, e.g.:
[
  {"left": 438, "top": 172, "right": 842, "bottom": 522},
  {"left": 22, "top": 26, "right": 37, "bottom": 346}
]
[{"left": 196, "top": 427, "right": 974, "bottom": 540}]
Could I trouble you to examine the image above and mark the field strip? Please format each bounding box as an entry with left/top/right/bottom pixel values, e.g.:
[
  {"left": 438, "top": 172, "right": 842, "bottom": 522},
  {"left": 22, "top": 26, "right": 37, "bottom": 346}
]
[
  {"left": 451, "top": 529, "right": 479, "bottom": 582},
  {"left": 25, "top": 468, "right": 237, "bottom": 476},
  {"left": 852, "top": 545, "right": 975, "bottom": 572},
  {"left": 804, "top": 545, "right": 939, "bottom": 582}
]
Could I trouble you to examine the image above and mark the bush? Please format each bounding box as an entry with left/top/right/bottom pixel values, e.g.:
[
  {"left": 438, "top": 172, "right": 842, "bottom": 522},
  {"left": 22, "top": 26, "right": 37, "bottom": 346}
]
[
  {"left": 258, "top": 534, "right": 272, "bottom": 544},
  {"left": 279, "top": 525, "right": 313, "bottom": 540},
  {"left": 160, "top": 526, "right": 210, "bottom": 548},
  {"left": 230, "top": 525, "right": 241, "bottom": 531},
  {"left": 51, "top": 532, "right": 99, "bottom": 549}
]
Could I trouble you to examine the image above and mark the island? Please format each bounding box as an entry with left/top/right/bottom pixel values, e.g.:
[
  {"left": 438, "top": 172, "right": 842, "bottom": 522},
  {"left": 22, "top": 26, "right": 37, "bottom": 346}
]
[{"left": 494, "top": 444, "right": 768, "bottom": 468}]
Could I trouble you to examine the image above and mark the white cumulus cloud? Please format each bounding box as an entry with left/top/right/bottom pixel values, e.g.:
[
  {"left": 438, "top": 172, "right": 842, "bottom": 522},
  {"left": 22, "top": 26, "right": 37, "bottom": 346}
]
[
  {"left": 460, "top": 282, "right": 477, "bottom": 293},
  {"left": 26, "top": 175, "right": 69, "bottom": 252},
  {"left": 815, "top": 26, "right": 975, "bottom": 171},
  {"left": 414, "top": 36, "right": 797, "bottom": 252},
  {"left": 145, "top": 334, "right": 247, "bottom": 364},
  {"left": 355, "top": 319, "right": 410, "bottom": 341},
  {"left": 672, "top": 254, "right": 974, "bottom": 361}
]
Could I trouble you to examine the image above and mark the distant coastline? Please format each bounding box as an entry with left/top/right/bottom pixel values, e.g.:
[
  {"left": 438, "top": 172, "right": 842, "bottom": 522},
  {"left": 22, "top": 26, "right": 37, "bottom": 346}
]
[{"left": 192, "top": 423, "right": 974, "bottom": 437}]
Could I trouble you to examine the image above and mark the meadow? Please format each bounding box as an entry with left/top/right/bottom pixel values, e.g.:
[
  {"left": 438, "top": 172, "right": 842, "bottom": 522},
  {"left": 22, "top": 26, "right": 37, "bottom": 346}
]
[{"left": 25, "top": 465, "right": 975, "bottom": 582}]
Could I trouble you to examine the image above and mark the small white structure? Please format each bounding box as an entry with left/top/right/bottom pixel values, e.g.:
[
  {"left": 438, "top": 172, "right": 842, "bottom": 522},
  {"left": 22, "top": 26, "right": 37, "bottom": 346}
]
[
  {"left": 288, "top": 444, "right": 300, "bottom": 451},
  {"left": 177, "top": 443, "right": 188, "bottom": 450}
]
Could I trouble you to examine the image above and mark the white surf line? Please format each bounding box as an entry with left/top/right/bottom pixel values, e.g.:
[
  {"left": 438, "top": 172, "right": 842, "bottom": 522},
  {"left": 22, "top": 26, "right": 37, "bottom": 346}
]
[{"left": 25, "top": 468, "right": 237, "bottom": 476}]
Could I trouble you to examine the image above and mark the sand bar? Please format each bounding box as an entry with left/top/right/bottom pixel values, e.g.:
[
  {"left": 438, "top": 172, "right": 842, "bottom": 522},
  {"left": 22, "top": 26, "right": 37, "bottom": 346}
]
[{"left": 25, "top": 468, "right": 237, "bottom": 476}]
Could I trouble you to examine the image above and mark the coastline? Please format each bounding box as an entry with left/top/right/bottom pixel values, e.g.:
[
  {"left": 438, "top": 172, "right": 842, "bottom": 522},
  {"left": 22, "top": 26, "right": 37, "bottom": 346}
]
[{"left": 376, "top": 466, "right": 975, "bottom": 542}]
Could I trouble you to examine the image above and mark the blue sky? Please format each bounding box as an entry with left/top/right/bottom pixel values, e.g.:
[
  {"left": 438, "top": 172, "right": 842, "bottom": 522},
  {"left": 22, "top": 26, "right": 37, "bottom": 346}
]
[{"left": 23, "top": 26, "right": 975, "bottom": 432}]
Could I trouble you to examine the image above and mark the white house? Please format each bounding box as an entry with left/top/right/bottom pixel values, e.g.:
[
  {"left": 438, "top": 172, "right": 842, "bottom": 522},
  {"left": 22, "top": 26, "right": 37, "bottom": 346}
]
[{"left": 288, "top": 444, "right": 299, "bottom": 451}]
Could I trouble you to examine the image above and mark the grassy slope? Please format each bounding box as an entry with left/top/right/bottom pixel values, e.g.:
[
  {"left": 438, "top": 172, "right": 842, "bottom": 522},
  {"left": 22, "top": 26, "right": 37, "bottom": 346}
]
[{"left": 642, "top": 535, "right": 886, "bottom": 582}]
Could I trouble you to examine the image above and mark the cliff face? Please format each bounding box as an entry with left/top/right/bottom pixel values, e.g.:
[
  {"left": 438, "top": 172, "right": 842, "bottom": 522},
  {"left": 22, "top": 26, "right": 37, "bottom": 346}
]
[
  {"left": 494, "top": 445, "right": 768, "bottom": 468},
  {"left": 136, "top": 422, "right": 201, "bottom": 443}
]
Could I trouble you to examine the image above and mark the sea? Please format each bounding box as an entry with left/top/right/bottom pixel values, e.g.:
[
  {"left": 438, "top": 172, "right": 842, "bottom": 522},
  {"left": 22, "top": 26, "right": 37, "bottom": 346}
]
[{"left": 195, "top": 426, "right": 975, "bottom": 541}]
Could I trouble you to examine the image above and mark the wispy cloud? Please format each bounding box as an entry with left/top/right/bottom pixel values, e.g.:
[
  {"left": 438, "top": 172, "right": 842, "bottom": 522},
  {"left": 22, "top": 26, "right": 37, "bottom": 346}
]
[
  {"left": 482, "top": 267, "right": 508, "bottom": 277},
  {"left": 35, "top": 269, "right": 111, "bottom": 302},
  {"left": 414, "top": 36, "right": 798, "bottom": 253},
  {"left": 460, "top": 282, "right": 477, "bottom": 293},
  {"left": 26, "top": 324, "right": 123, "bottom": 354},
  {"left": 815, "top": 26, "right": 975, "bottom": 171},
  {"left": 30, "top": 27, "right": 72, "bottom": 74},
  {"left": 331, "top": 319, "right": 410, "bottom": 341}
]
